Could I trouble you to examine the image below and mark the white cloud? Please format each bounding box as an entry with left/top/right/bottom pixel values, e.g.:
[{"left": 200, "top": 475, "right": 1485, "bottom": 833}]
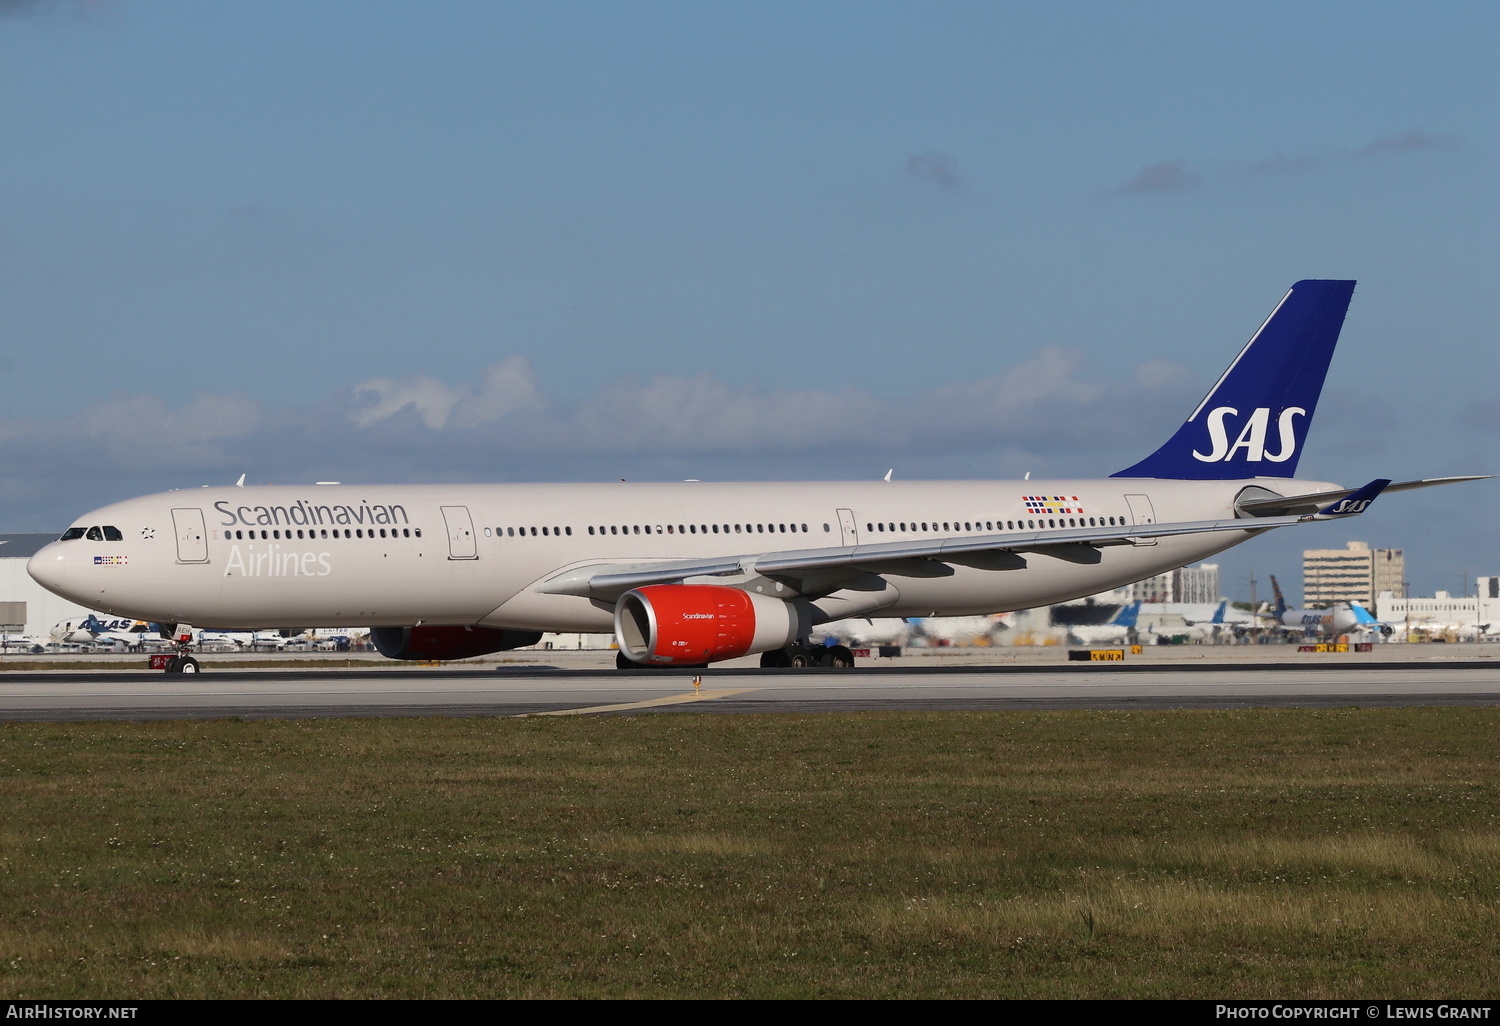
[{"left": 0, "top": 350, "right": 1204, "bottom": 527}]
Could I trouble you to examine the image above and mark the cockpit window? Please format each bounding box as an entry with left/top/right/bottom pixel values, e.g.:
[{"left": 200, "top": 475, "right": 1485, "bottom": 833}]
[
  {"left": 102, "top": 526, "right": 123, "bottom": 542},
  {"left": 85, "top": 527, "right": 103, "bottom": 541},
  {"left": 59, "top": 527, "right": 86, "bottom": 541}
]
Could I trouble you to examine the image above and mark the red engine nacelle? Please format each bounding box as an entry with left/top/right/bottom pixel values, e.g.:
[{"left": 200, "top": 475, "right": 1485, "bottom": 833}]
[
  {"left": 370, "top": 625, "right": 543, "bottom": 661},
  {"left": 614, "top": 584, "right": 804, "bottom": 666}
]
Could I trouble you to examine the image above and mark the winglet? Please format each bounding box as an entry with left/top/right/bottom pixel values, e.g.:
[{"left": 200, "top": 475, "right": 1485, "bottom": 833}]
[{"left": 1313, "top": 478, "right": 1389, "bottom": 517}]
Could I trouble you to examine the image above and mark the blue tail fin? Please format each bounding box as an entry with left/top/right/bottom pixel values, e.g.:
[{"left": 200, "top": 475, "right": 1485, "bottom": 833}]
[
  {"left": 1210, "top": 600, "right": 1227, "bottom": 624},
  {"left": 1114, "top": 279, "right": 1356, "bottom": 479},
  {"left": 1350, "top": 602, "right": 1380, "bottom": 627},
  {"left": 1112, "top": 600, "right": 1142, "bottom": 627}
]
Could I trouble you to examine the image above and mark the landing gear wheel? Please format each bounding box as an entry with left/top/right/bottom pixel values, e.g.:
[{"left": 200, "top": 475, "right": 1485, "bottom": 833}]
[
  {"left": 760, "top": 646, "right": 813, "bottom": 669},
  {"left": 176, "top": 656, "right": 201, "bottom": 674},
  {"left": 813, "top": 645, "right": 854, "bottom": 669}
]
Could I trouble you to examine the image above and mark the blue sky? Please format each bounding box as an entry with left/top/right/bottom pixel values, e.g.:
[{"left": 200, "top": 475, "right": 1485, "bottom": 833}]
[{"left": 1, "top": 1, "right": 1495, "bottom": 600}]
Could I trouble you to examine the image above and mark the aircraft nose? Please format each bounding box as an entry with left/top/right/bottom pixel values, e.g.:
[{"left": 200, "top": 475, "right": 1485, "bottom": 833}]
[{"left": 28, "top": 542, "right": 91, "bottom": 604}]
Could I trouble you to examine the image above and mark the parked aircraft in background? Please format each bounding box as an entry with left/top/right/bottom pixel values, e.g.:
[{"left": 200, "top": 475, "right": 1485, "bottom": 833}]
[
  {"left": 1348, "top": 602, "right": 1397, "bottom": 637},
  {"left": 1174, "top": 600, "right": 1241, "bottom": 642},
  {"left": 1, "top": 632, "right": 53, "bottom": 653},
  {"left": 51, "top": 614, "right": 168, "bottom": 650},
  {"left": 1263, "top": 576, "right": 1375, "bottom": 637},
  {"left": 1068, "top": 601, "right": 1141, "bottom": 646},
  {"left": 27, "top": 280, "right": 1490, "bottom": 672}
]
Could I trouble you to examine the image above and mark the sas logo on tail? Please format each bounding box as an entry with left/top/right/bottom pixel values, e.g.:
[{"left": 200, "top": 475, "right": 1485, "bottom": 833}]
[
  {"left": 1324, "top": 497, "right": 1372, "bottom": 515},
  {"left": 1193, "top": 407, "right": 1305, "bottom": 463}
]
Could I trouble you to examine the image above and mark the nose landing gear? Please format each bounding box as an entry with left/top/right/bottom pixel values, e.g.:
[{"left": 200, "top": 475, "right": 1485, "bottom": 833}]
[{"left": 148, "top": 627, "right": 202, "bottom": 674}]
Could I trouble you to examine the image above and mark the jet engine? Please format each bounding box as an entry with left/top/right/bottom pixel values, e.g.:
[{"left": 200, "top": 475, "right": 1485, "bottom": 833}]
[
  {"left": 370, "top": 625, "right": 543, "bottom": 661},
  {"left": 614, "top": 584, "right": 806, "bottom": 666}
]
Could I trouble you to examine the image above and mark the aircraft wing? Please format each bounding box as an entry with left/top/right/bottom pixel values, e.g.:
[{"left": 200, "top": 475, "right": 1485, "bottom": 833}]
[
  {"left": 539, "top": 481, "right": 1391, "bottom": 600},
  {"left": 1234, "top": 475, "right": 1490, "bottom": 517}
]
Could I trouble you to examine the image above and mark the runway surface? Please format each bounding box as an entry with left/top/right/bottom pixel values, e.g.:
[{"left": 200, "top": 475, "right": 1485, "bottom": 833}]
[{"left": 0, "top": 659, "right": 1497, "bottom": 720}]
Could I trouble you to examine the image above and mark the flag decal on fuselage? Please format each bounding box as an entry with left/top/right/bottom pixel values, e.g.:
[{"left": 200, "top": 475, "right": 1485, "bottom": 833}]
[{"left": 1023, "top": 495, "right": 1084, "bottom": 515}]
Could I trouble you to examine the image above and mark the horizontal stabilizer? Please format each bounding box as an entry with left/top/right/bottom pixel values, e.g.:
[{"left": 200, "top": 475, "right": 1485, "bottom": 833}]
[
  {"left": 1313, "top": 478, "right": 1388, "bottom": 517},
  {"left": 1236, "top": 475, "right": 1492, "bottom": 517}
]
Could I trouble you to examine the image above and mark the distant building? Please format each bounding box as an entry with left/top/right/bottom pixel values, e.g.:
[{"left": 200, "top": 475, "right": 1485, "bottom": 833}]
[
  {"left": 1376, "top": 576, "right": 1498, "bottom": 632},
  {"left": 1128, "top": 563, "right": 1219, "bottom": 604},
  {"left": 1302, "top": 541, "right": 1404, "bottom": 607}
]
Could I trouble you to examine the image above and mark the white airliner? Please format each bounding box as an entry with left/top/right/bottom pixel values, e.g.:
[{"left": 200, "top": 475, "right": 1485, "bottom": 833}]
[
  {"left": 27, "top": 280, "right": 1488, "bottom": 672},
  {"left": 51, "top": 614, "right": 168, "bottom": 650},
  {"left": 1263, "top": 574, "right": 1379, "bottom": 637},
  {"left": 1067, "top": 601, "right": 1142, "bottom": 646}
]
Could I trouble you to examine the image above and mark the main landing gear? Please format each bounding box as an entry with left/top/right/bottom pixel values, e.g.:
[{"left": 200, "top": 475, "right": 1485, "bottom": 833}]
[{"left": 759, "top": 643, "right": 855, "bottom": 670}]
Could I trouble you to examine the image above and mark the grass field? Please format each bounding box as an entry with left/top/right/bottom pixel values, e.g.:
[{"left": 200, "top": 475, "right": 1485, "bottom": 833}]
[{"left": 0, "top": 708, "right": 1496, "bottom": 998}]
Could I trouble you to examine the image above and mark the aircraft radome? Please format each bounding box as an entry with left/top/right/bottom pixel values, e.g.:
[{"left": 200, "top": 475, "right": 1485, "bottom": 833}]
[{"left": 28, "top": 280, "right": 1489, "bottom": 672}]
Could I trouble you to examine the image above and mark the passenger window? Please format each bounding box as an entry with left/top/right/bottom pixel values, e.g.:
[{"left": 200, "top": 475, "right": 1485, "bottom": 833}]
[{"left": 415, "top": 528, "right": 422, "bottom": 538}]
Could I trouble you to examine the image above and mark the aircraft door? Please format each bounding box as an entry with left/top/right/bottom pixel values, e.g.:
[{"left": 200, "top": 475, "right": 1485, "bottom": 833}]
[
  {"left": 171, "top": 508, "right": 209, "bottom": 563},
  {"left": 1123, "top": 494, "right": 1157, "bottom": 546},
  {"left": 836, "top": 508, "right": 859, "bottom": 546},
  {"left": 441, "top": 506, "right": 478, "bottom": 560}
]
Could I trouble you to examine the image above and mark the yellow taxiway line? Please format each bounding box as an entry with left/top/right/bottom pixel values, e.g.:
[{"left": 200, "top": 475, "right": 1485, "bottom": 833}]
[{"left": 523, "top": 688, "right": 760, "bottom": 717}]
